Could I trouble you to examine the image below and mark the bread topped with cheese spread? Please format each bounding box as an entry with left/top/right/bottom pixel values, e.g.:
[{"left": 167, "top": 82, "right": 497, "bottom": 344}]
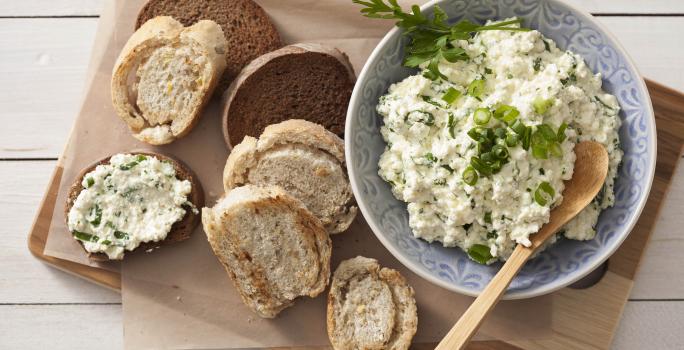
[
  {"left": 223, "top": 119, "right": 357, "bottom": 234},
  {"left": 111, "top": 16, "right": 227, "bottom": 145},
  {"left": 65, "top": 152, "right": 203, "bottom": 261},
  {"left": 202, "top": 184, "right": 331, "bottom": 318},
  {"left": 135, "top": 0, "right": 282, "bottom": 92},
  {"left": 327, "top": 257, "right": 417, "bottom": 350}
]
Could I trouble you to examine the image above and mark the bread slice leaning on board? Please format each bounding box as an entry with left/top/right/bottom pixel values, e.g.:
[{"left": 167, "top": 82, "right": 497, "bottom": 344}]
[
  {"left": 221, "top": 43, "right": 355, "bottom": 148},
  {"left": 327, "top": 257, "right": 417, "bottom": 350},
  {"left": 112, "top": 16, "right": 227, "bottom": 145},
  {"left": 202, "top": 184, "right": 332, "bottom": 318},
  {"left": 65, "top": 152, "right": 204, "bottom": 261},
  {"left": 224, "top": 119, "right": 357, "bottom": 234}
]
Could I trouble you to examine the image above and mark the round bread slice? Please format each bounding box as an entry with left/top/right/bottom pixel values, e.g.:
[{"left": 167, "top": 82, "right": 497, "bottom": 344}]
[
  {"left": 112, "top": 16, "right": 227, "bottom": 145},
  {"left": 224, "top": 119, "right": 357, "bottom": 234},
  {"left": 221, "top": 43, "right": 355, "bottom": 148},
  {"left": 64, "top": 152, "right": 204, "bottom": 261},
  {"left": 327, "top": 257, "right": 417, "bottom": 350},
  {"left": 135, "top": 0, "right": 282, "bottom": 92},
  {"left": 202, "top": 184, "right": 331, "bottom": 318}
]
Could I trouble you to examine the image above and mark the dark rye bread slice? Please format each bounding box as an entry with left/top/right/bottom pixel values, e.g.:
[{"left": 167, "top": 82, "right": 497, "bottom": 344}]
[
  {"left": 221, "top": 43, "right": 355, "bottom": 148},
  {"left": 135, "top": 0, "right": 282, "bottom": 92},
  {"left": 64, "top": 152, "right": 204, "bottom": 261}
]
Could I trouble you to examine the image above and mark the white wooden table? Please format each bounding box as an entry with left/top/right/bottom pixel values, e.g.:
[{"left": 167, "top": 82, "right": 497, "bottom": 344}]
[{"left": 1, "top": 1, "right": 683, "bottom": 349}]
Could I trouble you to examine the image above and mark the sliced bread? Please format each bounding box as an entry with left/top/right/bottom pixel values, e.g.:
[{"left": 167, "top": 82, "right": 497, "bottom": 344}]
[
  {"left": 202, "top": 184, "right": 331, "bottom": 318},
  {"left": 224, "top": 119, "right": 357, "bottom": 234},
  {"left": 135, "top": 0, "right": 282, "bottom": 91},
  {"left": 221, "top": 43, "right": 355, "bottom": 147},
  {"left": 112, "top": 16, "right": 227, "bottom": 145},
  {"left": 327, "top": 256, "right": 417, "bottom": 350},
  {"left": 64, "top": 152, "right": 204, "bottom": 261}
]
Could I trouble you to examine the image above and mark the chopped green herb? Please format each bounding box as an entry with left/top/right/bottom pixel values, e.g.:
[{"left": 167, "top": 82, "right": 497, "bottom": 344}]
[
  {"left": 533, "top": 57, "right": 542, "bottom": 71},
  {"left": 468, "top": 244, "right": 493, "bottom": 264},
  {"left": 442, "top": 87, "right": 461, "bottom": 105},
  {"left": 72, "top": 231, "right": 99, "bottom": 243},
  {"left": 534, "top": 181, "right": 555, "bottom": 206},
  {"left": 484, "top": 211, "right": 492, "bottom": 224},
  {"left": 440, "top": 164, "right": 454, "bottom": 173},
  {"left": 421, "top": 95, "right": 442, "bottom": 107},
  {"left": 543, "top": 39, "right": 551, "bottom": 51},
  {"left": 85, "top": 177, "right": 95, "bottom": 188},
  {"left": 433, "top": 178, "right": 447, "bottom": 186},
  {"left": 425, "top": 153, "right": 437, "bottom": 164},
  {"left": 487, "top": 231, "right": 497, "bottom": 239},
  {"left": 447, "top": 113, "right": 456, "bottom": 138},
  {"left": 114, "top": 231, "right": 129, "bottom": 240},
  {"left": 484, "top": 67, "right": 493, "bottom": 75},
  {"left": 120, "top": 154, "right": 148, "bottom": 170},
  {"left": 467, "top": 79, "right": 486, "bottom": 98},
  {"left": 561, "top": 72, "right": 576, "bottom": 86},
  {"left": 87, "top": 204, "right": 102, "bottom": 227}
]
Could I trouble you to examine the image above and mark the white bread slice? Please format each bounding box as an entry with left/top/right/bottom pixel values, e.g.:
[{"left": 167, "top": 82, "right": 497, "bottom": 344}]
[
  {"left": 112, "top": 16, "right": 227, "bottom": 145},
  {"left": 327, "top": 257, "right": 417, "bottom": 350},
  {"left": 223, "top": 119, "right": 357, "bottom": 234},
  {"left": 202, "top": 184, "right": 331, "bottom": 318}
]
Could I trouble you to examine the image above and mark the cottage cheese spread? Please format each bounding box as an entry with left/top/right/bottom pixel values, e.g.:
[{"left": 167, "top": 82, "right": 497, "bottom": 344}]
[
  {"left": 377, "top": 22, "right": 622, "bottom": 263},
  {"left": 67, "top": 154, "right": 197, "bottom": 259}
]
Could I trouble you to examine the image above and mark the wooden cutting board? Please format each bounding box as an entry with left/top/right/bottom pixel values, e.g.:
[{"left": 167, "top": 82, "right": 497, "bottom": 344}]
[{"left": 26, "top": 80, "right": 684, "bottom": 349}]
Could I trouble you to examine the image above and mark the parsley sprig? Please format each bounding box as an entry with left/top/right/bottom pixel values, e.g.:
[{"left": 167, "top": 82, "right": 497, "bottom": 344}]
[{"left": 353, "top": 0, "right": 529, "bottom": 79}]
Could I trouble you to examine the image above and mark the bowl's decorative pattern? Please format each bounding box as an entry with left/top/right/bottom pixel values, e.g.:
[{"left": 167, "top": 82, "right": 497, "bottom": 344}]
[{"left": 347, "top": 0, "right": 655, "bottom": 298}]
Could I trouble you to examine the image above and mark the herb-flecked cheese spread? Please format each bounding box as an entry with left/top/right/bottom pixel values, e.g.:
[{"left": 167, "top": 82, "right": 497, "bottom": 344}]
[
  {"left": 377, "top": 21, "right": 622, "bottom": 264},
  {"left": 67, "top": 154, "right": 197, "bottom": 259}
]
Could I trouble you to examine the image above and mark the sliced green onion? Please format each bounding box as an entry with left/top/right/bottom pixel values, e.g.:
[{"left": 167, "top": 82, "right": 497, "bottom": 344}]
[
  {"left": 536, "top": 124, "right": 557, "bottom": 142},
  {"left": 549, "top": 142, "right": 563, "bottom": 157},
  {"left": 442, "top": 87, "right": 461, "bottom": 105},
  {"left": 447, "top": 113, "right": 456, "bottom": 138},
  {"left": 473, "top": 108, "right": 492, "bottom": 125},
  {"left": 470, "top": 157, "right": 492, "bottom": 176},
  {"left": 557, "top": 122, "right": 568, "bottom": 142},
  {"left": 467, "top": 79, "right": 486, "bottom": 98},
  {"left": 85, "top": 177, "right": 94, "bottom": 188},
  {"left": 494, "top": 127, "right": 507, "bottom": 139},
  {"left": 467, "top": 127, "right": 483, "bottom": 141},
  {"left": 101, "top": 240, "right": 112, "bottom": 246},
  {"left": 522, "top": 127, "right": 532, "bottom": 150},
  {"left": 490, "top": 160, "right": 503, "bottom": 174},
  {"left": 534, "top": 181, "right": 555, "bottom": 206},
  {"left": 114, "top": 231, "right": 129, "bottom": 240},
  {"left": 87, "top": 204, "right": 102, "bottom": 227},
  {"left": 505, "top": 133, "right": 519, "bottom": 147},
  {"left": 72, "top": 231, "right": 99, "bottom": 243},
  {"left": 532, "top": 144, "right": 548, "bottom": 159},
  {"left": 462, "top": 166, "right": 478, "bottom": 186},
  {"left": 441, "top": 164, "right": 454, "bottom": 173},
  {"left": 494, "top": 105, "right": 520, "bottom": 124},
  {"left": 480, "top": 152, "right": 495, "bottom": 164},
  {"left": 425, "top": 153, "right": 437, "bottom": 163},
  {"left": 533, "top": 96, "right": 555, "bottom": 115},
  {"left": 468, "top": 244, "right": 493, "bottom": 264},
  {"left": 491, "top": 144, "right": 509, "bottom": 159},
  {"left": 484, "top": 211, "right": 492, "bottom": 224},
  {"left": 510, "top": 119, "right": 527, "bottom": 135}
]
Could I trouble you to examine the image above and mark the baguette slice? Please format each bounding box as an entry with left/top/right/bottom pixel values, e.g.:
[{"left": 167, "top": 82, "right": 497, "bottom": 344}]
[
  {"left": 221, "top": 43, "right": 355, "bottom": 148},
  {"left": 224, "top": 119, "right": 357, "bottom": 234},
  {"left": 64, "top": 152, "right": 204, "bottom": 261},
  {"left": 112, "top": 16, "right": 227, "bottom": 145},
  {"left": 327, "top": 257, "right": 417, "bottom": 350},
  {"left": 202, "top": 184, "right": 331, "bottom": 318},
  {"left": 136, "top": 0, "right": 282, "bottom": 92}
]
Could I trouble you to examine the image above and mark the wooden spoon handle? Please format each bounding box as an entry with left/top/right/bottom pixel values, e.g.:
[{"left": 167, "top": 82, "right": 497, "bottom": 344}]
[{"left": 435, "top": 245, "right": 534, "bottom": 350}]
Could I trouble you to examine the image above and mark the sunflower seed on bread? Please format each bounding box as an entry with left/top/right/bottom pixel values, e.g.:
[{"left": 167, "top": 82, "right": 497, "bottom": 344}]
[
  {"left": 223, "top": 119, "right": 357, "bottom": 234},
  {"left": 64, "top": 152, "right": 203, "bottom": 261},
  {"left": 221, "top": 43, "right": 355, "bottom": 148},
  {"left": 202, "top": 184, "right": 331, "bottom": 318},
  {"left": 135, "top": 0, "right": 282, "bottom": 92},
  {"left": 112, "top": 16, "right": 227, "bottom": 145},
  {"left": 327, "top": 256, "right": 417, "bottom": 350}
]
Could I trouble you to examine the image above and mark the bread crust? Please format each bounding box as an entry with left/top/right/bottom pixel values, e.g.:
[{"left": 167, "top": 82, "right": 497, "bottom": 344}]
[
  {"left": 221, "top": 43, "right": 355, "bottom": 148},
  {"left": 135, "top": 0, "right": 282, "bottom": 91},
  {"left": 223, "top": 120, "right": 357, "bottom": 234},
  {"left": 111, "top": 16, "right": 227, "bottom": 145},
  {"left": 64, "top": 152, "right": 204, "bottom": 261},
  {"left": 202, "top": 185, "right": 331, "bottom": 318},
  {"left": 327, "top": 257, "right": 418, "bottom": 350}
]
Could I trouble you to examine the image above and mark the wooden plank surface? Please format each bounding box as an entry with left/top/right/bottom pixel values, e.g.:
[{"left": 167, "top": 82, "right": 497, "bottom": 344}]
[
  {"left": 0, "top": 17, "right": 682, "bottom": 159},
  {"left": 1, "top": 0, "right": 684, "bottom": 16},
  {"left": 1, "top": 2, "right": 684, "bottom": 349}
]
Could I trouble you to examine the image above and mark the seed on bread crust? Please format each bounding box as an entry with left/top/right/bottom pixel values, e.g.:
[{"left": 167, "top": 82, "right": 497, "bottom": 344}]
[{"left": 64, "top": 152, "right": 204, "bottom": 261}]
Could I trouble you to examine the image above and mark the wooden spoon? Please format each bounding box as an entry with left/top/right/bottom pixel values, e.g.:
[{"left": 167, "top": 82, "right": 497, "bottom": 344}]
[{"left": 436, "top": 141, "right": 609, "bottom": 350}]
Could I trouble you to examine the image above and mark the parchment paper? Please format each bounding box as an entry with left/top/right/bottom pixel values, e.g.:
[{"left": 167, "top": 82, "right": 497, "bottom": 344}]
[{"left": 41, "top": 0, "right": 554, "bottom": 347}]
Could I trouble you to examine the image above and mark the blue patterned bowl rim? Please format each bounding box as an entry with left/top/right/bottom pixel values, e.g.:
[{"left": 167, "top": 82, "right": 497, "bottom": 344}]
[{"left": 345, "top": 0, "right": 656, "bottom": 299}]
